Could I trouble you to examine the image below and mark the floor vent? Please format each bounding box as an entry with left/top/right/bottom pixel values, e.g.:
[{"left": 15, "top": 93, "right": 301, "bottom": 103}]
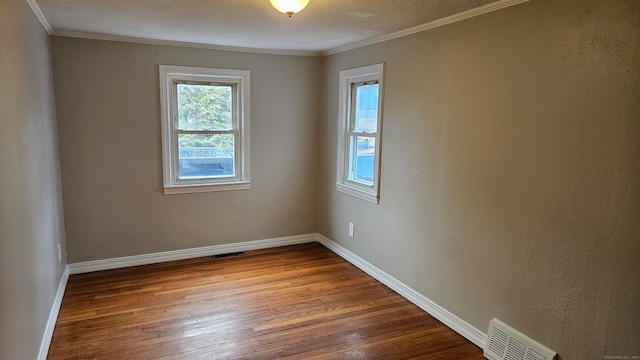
[
  {"left": 484, "top": 318, "right": 556, "bottom": 360},
  {"left": 212, "top": 252, "right": 245, "bottom": 259}
]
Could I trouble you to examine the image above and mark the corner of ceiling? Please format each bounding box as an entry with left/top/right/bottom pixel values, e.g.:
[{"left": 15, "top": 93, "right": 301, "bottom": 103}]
[
  {"left": 30, "top": 0, "right": 530, "bottom": 58},
  {"left": 321, "top": 0, "right": 530, "bottom": 57},
  {"left": 26, "top": 0, "right": 53, "bottom": 34}
]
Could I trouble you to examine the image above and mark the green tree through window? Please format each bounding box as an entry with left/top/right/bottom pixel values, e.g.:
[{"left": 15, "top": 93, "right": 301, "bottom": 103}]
[
  {"left": 177, "top": 84, "right": 234, "bottom": 151},
  {"left": 160, "top": 65, "right": 250, "bottom": 193}
]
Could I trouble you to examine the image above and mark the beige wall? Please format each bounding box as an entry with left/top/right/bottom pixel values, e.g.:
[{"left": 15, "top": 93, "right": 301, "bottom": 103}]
[
  {"left": 51, "top": 38, "right": 320, "bottom": 262},
  {"left": 0, "top": 0, "right": 68, "bottom": 358},
  {"left": 42, "top": 0, "right": 639, "bottom": 359},
  {"left": 318, "top": 0, "right": 639, "bottom": 359}
]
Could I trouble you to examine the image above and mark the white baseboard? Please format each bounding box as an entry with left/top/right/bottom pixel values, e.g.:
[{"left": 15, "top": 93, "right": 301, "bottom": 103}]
[
  {"left": 38, "top": 265, "right": 69, "bottom": 360},
  {"left": 314, "top": 233, "right": 488, "bottom": 349},
  {"left": 65, "top": 232, "right": 486, "bottom": 350},
  {"left": 69, "top": 234, "right": 317, "bottom": 274}
]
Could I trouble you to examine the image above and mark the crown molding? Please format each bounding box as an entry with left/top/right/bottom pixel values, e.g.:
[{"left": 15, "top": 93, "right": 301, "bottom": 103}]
[
  {"left": 50, "top": 30, "right": 324, "bottom": 57},
  {"left": 25, "top": 0, "right": 52, "bottom": 34},
  {"left": 34, "top": 0, "right": 528, "bottom": 58},
  {"left": 322, "top": 0, "right": 530, "bottom": 56}
]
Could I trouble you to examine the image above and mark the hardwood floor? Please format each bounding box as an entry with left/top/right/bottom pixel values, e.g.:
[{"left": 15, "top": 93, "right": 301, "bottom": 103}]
[{"left": 48, "top": 243, "right": 484, "bottom": 359}]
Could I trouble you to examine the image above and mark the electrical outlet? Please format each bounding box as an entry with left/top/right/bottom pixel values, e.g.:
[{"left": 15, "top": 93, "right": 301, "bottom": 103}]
[
  {"left": 57, "top": 244, "right": 62, "bottom": 263},
  {"left": 348, "top": 222, "right": 355, "bottom": 238}
]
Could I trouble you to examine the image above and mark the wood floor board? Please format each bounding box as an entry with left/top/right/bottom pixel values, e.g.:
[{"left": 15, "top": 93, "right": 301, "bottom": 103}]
[{"left": 48, "top": 243, "right": 484, "bottom": 359}]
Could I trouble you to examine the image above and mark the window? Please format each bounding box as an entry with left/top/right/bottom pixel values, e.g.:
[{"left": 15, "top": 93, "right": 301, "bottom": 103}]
[
  {"left": 336, "top": 63, "right": 384, "bottom": 204},
  {"left": 159, "top": 65, "right": 250, "bottom": 194}
]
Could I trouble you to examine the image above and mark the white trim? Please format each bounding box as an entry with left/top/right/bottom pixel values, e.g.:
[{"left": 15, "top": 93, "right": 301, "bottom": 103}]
[
  {"left": 336, "top": 63, "right": 384, "bottom": 205},
  {"left": 68, "top": 234, "right": 317, "bottom": 274},
  {"left": 323, "top": 0, "right": 530, "bottom": 56},
  {"left": 314, "top": 234, "right": 488, "bottom": 349},
  {"left": 56, "top": 234, "right": 486, "bottom": 351},
  {"left": 159, "top": 65, "right": 250, "bottom": 194},
  {"left": 335, "top": 182, "right": 378, "bottom": 204},
  {"left": 45, "top": 0, "right": 527, "bottom": 57},
  {"left": 51, "top": 30, "right": 323, "bottom": 57},
  {"left": 25, "top": 0, "right": 53, "bottom": 34},
  {"left": 163, "top": 181, "right": 250, "bottom": 195},
  {"left": 37, "top": 265, "right": 69, "bottom": 360}
]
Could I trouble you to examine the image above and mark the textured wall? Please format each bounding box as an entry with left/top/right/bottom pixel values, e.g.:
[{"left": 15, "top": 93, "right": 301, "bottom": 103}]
[
  {"left": 0, "top": 0, "right": 68, "bottom": 358},
  {"left": 317, "top": 0, "right": 639, "bottom": 359},
  {"left": 51, "top": 38, "right": 320, "bottom": 262}
]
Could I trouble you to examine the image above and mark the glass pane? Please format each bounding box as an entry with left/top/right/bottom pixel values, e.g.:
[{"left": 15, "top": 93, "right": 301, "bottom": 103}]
[
  {"left": 177, "top": 84, "right": 232, "bottom": 130},
  {"left": 178, "top": 134, "right": 234, "bottom": 179},
  {"left": 348, "top": 135, "right": 375, "bottom": 185},
  {"left": 354, "top": 83, "right": 379, "bottom": 133}
]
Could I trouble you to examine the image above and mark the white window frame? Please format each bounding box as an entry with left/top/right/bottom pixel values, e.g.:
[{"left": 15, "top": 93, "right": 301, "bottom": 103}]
[
  {"left": 336, "top": 63, "right": 384, "bottom": 204},
  {"left": 159, "top": 65, "right": 250, "bottom": 195}
]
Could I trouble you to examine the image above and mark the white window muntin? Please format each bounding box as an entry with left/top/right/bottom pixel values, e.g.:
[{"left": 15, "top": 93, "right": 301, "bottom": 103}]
[
  {"left": 336, "top": 63, "right": 384, "bottom": 204},
  {"left": 160, "top": 65, "right": 250, "bottom": 195}
]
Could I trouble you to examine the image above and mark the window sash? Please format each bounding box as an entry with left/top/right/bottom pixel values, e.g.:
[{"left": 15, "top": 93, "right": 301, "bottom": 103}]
[
  {"left": 173, "top": 82, "right": 238, "bottom": 131},
  {"left": 173, "top": 129, "right": 239, "bottom": 181},
  {"left": 335, "top": 63, "right": 384, "bottom": 204},
  {"left": 172, "top": 79, "right": 239, "bottom": 131},
  {"left": 345, "top": 81, "right": 380, "bottom": 188},
  {"left": 171, "top": 81, "right": 240, "bottom": 183},
  {"left": 346, "top": 133, "right": 376, "bottom": 187},
  {"left": 159, "top": 65, "right": 250, "bottom": 194},
  {"left": 349, "top": 81, "right": 379, "bottom": 134}
]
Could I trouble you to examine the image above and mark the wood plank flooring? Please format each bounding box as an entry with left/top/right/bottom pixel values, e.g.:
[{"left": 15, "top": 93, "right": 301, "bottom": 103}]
[{"left": 48, "top": 243, "right": 484, "bottom": 359}]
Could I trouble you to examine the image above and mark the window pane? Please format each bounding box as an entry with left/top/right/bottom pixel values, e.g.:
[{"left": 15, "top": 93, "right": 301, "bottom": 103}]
[
  {"left": 178, "top": 134, "right": 234, "bottom": 179},
  {"left": 177, "top": 84, "right": 232, "bottom": 130},
  {"left": 348, "top": 135, "right": 375, "bottom": 185},
  {"left": 354, "top": 83, "right": 379, "bottom": 133}
]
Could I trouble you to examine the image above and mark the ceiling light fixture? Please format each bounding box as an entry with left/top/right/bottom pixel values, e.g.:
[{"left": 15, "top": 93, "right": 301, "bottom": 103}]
[{"left": 269, "top": 0, "right": 310, "bottom": 17}]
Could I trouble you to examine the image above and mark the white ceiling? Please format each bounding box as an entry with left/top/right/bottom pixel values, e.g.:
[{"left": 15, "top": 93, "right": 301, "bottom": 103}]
[{"left": 33, "top": 0, "right": 507, "bottom": 55}]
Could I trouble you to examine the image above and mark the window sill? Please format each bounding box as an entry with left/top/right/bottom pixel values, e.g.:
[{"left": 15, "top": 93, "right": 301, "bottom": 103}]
[
  {"left": 164, "top": 181, "right": 250, "bottom": 195},
  {"left": 336, "top": 183, "right": 379, "bottom": 204}
]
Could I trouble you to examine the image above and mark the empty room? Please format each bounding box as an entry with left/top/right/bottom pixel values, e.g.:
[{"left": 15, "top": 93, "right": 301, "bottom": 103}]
[{"left": 1, "top": 0, "right": 638, "bottom": 359}]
